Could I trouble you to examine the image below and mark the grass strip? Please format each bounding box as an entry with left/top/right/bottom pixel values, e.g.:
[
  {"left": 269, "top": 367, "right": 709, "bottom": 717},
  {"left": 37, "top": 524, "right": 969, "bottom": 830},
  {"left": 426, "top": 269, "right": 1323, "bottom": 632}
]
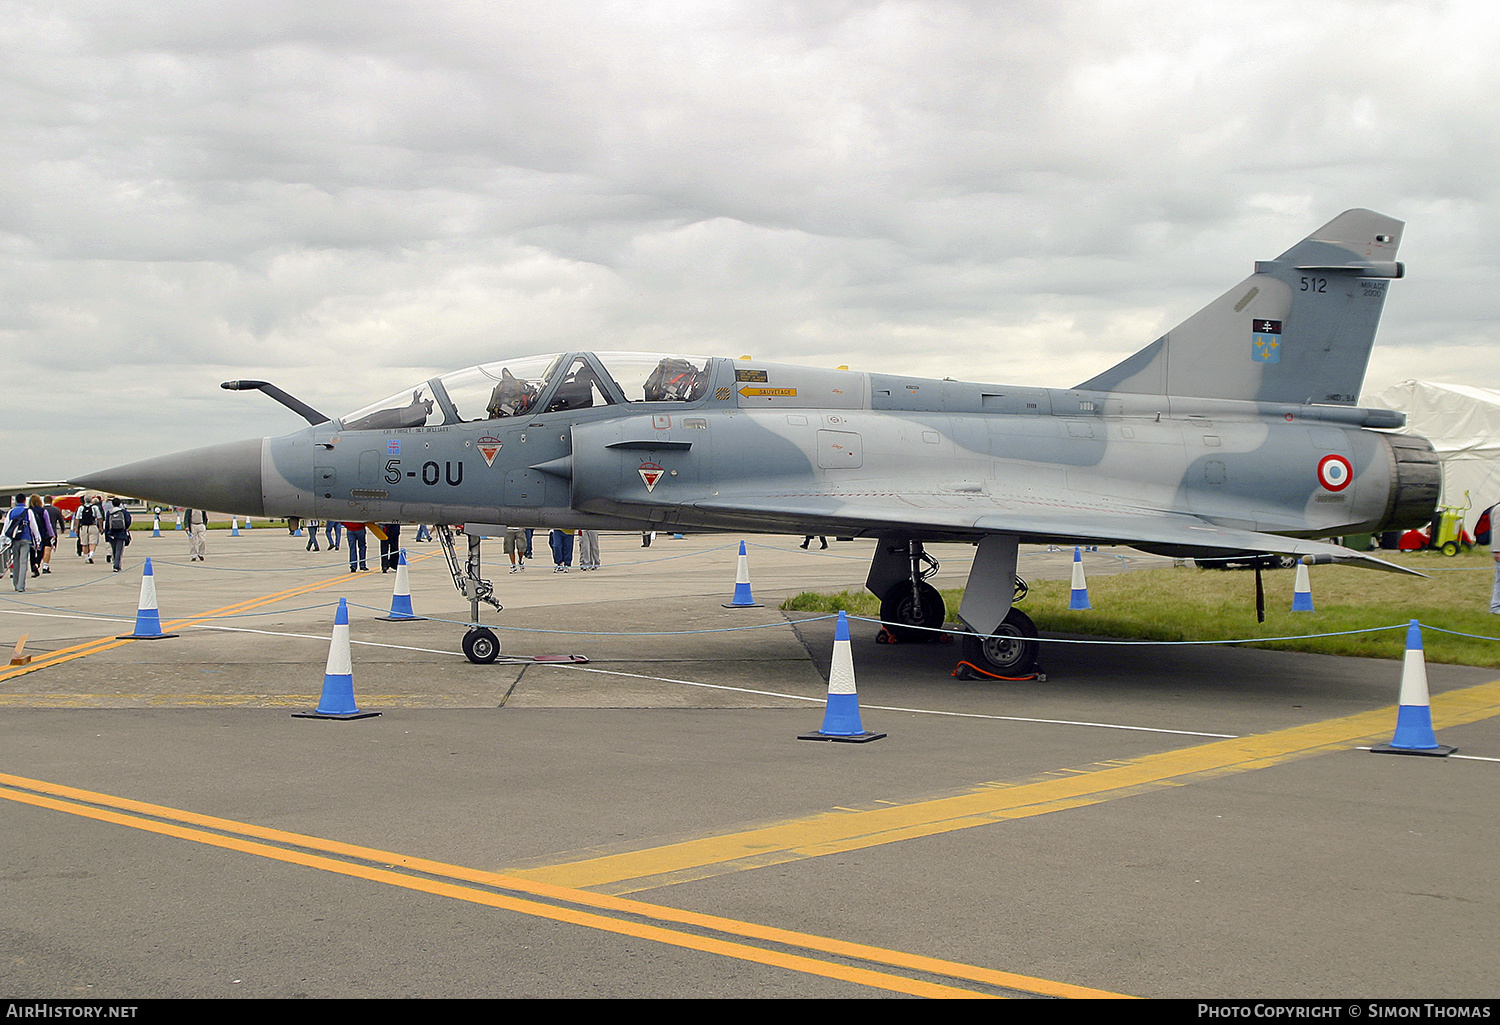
[{"left": 782, "top": 549, "right": 1500, "bottom": 667}]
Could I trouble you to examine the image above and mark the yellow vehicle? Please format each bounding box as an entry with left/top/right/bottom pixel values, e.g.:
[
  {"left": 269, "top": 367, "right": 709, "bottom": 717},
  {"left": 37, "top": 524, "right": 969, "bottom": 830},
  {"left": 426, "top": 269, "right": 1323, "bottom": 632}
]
[{"left": 1432, "top": 492, "right": 1473, "bottom": 556}]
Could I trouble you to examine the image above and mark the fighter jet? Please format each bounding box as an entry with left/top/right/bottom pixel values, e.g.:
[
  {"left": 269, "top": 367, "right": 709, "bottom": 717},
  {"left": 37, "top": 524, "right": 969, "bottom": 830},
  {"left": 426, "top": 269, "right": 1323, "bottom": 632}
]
[{"left": 75, "top": 209, "right": 1440, "bottom": 675}]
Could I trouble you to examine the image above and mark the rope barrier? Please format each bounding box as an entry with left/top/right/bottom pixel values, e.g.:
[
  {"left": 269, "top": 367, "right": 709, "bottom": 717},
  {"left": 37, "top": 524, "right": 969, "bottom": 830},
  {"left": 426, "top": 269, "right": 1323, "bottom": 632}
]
[{"left": 4, "top": 583, "right": 1498, "bottom": 650}]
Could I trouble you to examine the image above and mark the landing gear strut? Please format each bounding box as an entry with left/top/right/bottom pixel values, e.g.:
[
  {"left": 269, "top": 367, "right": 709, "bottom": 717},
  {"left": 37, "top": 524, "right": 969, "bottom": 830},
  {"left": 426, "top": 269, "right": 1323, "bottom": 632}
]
[
  {"left": 878, "top": 542, "right": 945, "bottom": 642},
  {"left": 436, "top": 525, "right": 505, "bottom": 664}
]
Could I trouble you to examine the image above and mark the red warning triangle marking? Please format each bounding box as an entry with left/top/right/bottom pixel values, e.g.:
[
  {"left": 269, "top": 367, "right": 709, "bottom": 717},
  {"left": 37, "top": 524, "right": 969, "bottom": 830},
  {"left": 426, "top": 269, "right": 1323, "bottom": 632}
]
[
  {"left": 638, "top": 462, "right": 664, "bottom": 493},
  {"left": 478, "top": 437, "right": 502, "bottom": 467}
]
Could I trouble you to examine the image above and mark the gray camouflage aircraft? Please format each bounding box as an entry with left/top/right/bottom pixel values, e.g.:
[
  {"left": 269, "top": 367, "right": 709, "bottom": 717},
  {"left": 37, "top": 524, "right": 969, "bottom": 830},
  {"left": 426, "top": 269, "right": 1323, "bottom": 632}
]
[{"left": 76, "top": 208, "right": 1440, "bottom": 675}]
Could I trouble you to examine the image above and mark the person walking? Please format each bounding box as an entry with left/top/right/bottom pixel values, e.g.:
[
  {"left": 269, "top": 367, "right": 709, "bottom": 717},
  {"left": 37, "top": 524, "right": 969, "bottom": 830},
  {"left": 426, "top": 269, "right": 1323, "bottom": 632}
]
[
  {"left": 343, "top": 522, "right": 368, "bottom": 572},
  {"left": 24, "top": 495, "right": 55, "bottom": 579},
  {"left": 504, "top": 526, "right": 527, "bottom": 573},
  {"left": 578, "top": 529, "right": 600, "bottom": 570},
  {"left": 40, "top": 496, "right": 65, "bottom": 574},
  {"left": 75, "top": 495, "right": 102, "bottom": 564},
  {"left": 186, "top": 508, "right": 208, "bottom": 561},
  {"left": 305, "top": 517, "right": 321, "bottom": 551},
  {"left": 379, "top": 523, "right": 401, "bottom": 572},
  {"left": 100, "top": 496, "right": 132, "bottom": 572},
  {"left": 4, "top": 494, "right": 44, "bottom": 592},
  {"left": 325, "top": 519, "right": 341, "bottom": 550},
  {"left": 549, "top": 528, "right": 574, "bottom": 572}
]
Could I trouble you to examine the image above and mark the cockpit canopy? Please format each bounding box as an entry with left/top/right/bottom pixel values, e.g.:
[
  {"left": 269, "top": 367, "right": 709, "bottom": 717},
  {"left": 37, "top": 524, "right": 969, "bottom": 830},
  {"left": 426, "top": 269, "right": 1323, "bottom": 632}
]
[{"left": 340, "top": 352, "right": 712, "bottom": 431}]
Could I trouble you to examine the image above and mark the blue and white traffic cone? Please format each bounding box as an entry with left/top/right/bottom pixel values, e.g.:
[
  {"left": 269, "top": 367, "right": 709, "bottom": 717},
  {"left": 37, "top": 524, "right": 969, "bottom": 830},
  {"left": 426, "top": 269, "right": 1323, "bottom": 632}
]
[
  {"left": 151, "top": 513, "right": 161, "bottom": 537},
  {"left": 231, "top": 517, "right": 240, "bottom": 536},
  {"left": 244, "top": 517, "right": 252, "bottom": 529},
  {"left": 116, "top": 558, "right": 178, "bottom": 640},
  {"left": 1291, "top": 560, "right": 1315, "bottom": 612},
  {"left": 722, "top": 541, "right": 763, "bottom": 608},
  {"left": 800, "top": 612, "right": 885, "bottom": 743},
  {"left": 1069, "top": 547, "right": 1091, "bottom": 610},
  {"left": 1372, "top": 621, "right": 1454, "bottom": 756},
  {"left": 294, "top": 599, "right": 380, "bottom": 720},
  {"left": 377, "top": 549, "right": 424, "bottom": 621}
]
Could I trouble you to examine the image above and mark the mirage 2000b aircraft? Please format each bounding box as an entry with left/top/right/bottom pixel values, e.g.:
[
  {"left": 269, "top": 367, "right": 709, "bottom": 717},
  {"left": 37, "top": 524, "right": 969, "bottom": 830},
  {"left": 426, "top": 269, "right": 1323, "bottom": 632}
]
[{"left": 76, "top": 209, "right": 1440, "bottom": 675}]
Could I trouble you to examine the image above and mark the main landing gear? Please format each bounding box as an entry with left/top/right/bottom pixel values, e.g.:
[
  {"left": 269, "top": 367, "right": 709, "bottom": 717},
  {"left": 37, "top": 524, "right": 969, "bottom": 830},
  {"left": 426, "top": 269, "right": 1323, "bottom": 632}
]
[
  {"left": 868, "top": 535, "right": 1043, "bottom": 679},
  {"left": 956, "top": 607, "right": 1040, "bottom": 678},
  {"left": 877, "top": 543, "right": 945, "bottom": 643}
]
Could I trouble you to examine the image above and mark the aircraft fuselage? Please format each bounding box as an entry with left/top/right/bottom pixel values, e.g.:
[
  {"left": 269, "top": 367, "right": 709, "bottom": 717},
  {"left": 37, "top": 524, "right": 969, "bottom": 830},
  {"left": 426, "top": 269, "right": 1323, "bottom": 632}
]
[{"left": 244, "top": 358, "right": 1429, "bottom": 549}]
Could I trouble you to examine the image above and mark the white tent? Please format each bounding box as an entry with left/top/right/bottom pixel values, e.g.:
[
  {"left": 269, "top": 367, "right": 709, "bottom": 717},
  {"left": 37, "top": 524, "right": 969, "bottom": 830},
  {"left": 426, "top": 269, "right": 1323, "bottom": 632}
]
[{"left": 1364, "top": 380, "right": 1500, "bottom": 530}]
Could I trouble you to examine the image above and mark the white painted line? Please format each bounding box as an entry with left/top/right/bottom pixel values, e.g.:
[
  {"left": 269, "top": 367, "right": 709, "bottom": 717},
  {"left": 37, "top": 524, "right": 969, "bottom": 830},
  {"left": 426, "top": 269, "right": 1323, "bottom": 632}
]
[{"left": 534, "top": 662, "right": 1237, "bottom": 738}]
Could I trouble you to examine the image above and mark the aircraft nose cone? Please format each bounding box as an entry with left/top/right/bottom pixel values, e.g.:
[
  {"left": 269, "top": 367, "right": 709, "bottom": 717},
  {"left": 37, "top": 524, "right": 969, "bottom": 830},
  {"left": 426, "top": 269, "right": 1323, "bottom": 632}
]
[{"left": 72, "top": 437, "right": 267, "bottom": 516}]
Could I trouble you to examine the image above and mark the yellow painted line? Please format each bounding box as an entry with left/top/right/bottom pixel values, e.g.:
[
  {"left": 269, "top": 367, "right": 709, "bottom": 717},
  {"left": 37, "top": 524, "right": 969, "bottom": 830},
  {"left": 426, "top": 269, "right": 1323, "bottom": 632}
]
[
  {"left": 0, "top": 694, "right": 462, "bottom": 708},
  {"left": 508, "top": 680, "right": 1500, "bottom": 894},
  {"left": 0, "top": 569, "right": 362, "bottom": 684},
  {"left": 0, "top": 772, "right": 1132, "bottom": 998}
]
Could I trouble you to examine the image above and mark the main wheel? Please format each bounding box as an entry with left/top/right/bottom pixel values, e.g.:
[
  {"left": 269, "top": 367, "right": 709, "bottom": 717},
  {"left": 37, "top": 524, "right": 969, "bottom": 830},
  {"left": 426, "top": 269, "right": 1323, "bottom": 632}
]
[
  {"left": 879, "top": 581, "right": 946, "bottom": 642},
  {"left": 960, "top": 608, "right": 1039, "bottom": 677},
  {"left": 462, "top": 627, "right": 500, "bottom": 664}
]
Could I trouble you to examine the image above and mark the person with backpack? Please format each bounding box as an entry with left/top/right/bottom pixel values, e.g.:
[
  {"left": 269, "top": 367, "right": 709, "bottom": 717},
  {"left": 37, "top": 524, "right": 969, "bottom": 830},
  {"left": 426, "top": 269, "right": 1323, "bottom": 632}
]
[
  {"left": 75, "top": 495, "right": 102, "bottom": 563},
  {"left": 101, "top": 496, "right": 132, "bottom": 573},
  {"left": 4, "top": 494, "right": 46, "bottom": 592}
]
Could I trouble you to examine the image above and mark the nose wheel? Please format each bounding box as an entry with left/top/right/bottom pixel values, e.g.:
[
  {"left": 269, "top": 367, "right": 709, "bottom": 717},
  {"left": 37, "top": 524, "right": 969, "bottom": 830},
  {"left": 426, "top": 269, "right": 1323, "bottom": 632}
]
[{"left": 462, "top": 627, "right": 500, "bottom": 664}]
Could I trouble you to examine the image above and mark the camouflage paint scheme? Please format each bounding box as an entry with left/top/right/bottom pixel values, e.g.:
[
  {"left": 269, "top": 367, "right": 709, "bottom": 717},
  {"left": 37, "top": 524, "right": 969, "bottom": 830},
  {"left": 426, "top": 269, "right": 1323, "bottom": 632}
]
[{"left": 77, "top": 210, "right": 1440, "bottom": 672}]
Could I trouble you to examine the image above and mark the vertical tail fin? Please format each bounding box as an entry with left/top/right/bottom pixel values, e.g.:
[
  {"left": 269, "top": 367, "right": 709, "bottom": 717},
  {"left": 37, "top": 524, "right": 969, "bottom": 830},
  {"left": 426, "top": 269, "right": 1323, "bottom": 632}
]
[{"left": 1076, "top": 209, "right": 1404, "bottom": 405}]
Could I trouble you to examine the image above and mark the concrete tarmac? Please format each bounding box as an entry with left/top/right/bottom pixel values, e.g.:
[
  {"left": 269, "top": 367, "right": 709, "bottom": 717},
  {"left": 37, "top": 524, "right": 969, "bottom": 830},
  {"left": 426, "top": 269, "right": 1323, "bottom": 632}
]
[{"left": 1, "top": 529, "right": 1496, "bottom": 999}]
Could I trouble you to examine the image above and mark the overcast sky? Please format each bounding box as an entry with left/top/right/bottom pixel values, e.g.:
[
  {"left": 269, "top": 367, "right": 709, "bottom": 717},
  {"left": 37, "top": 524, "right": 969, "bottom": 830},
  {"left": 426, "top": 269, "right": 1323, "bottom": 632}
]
[{"left": 3, "top": 0, "right": 1497, "bottom": 487}]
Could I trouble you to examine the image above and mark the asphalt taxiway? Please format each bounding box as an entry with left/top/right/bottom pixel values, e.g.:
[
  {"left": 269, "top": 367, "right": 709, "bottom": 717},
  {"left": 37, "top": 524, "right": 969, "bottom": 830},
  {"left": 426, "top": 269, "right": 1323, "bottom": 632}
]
[{"left": 1, "top": 530, "right": 1497, "bottom": 998}]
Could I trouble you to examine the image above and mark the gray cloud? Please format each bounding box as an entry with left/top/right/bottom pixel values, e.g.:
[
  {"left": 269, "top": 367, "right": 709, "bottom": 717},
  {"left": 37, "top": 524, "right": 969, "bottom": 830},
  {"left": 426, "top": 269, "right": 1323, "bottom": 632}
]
[{"left": 2, "top": 0, "right": 1497, "bottom": 484}]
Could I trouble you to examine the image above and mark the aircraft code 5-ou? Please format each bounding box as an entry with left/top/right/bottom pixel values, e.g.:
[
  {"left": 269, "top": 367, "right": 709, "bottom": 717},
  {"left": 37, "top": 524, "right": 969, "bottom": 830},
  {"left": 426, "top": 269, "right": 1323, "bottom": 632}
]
[{"left": 384, "top": 460, "right": 463, "bottom": 486}]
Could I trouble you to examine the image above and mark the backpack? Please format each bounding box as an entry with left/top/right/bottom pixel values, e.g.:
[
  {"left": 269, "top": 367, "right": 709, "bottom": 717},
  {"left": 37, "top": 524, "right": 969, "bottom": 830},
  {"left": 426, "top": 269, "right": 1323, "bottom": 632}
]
[
  {"left": 78, "top": 504, "right": 96, "bottom": 527},
  {"left": 107, "top": 507, "right": 127, "bottom": 533},
  {"left": 1476, "top": 504, "right": 1494, "bottom": 547}
]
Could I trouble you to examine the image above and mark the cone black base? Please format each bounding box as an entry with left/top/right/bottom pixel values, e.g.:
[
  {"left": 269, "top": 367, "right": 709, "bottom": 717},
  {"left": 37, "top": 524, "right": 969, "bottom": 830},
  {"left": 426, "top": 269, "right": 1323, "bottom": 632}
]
[
  {"left": 1370, "top": 742, "right": 1455, "bottom": 757},
  {"left": 292, "top": 710, "right": 383, "bottom": 720},
  {"left": 797, "top": 730, "right": 886, "bottom": 743}
]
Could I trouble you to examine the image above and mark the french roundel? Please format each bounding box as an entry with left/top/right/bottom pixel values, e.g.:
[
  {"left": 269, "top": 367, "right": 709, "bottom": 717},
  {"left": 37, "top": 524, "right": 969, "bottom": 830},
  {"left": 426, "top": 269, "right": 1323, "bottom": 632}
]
[{"left": 1317, "top": 454, "right": 1352, "bottom": 492}]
